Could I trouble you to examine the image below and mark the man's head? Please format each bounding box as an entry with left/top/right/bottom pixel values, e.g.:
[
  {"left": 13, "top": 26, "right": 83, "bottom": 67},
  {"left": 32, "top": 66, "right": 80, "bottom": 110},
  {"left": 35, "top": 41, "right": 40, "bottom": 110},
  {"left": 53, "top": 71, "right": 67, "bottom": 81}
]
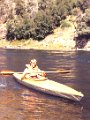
[{"left": 30, "top": 59, "right": 37, "bottom": 68}]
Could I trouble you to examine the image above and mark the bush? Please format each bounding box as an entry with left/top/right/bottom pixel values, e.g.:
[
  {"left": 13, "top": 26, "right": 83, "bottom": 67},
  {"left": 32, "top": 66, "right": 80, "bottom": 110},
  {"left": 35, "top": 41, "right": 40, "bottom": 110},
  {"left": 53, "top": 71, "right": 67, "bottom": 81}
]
[
  {"left": 32, "top": 10, "right": 53, "bottom": 40},
  {"left": 60, "top": 20, "right": 72, "bottom": 28},
  {"left": 6, "top": 16, "right": 31, "bottom": 40},
  {"left": 6, "top": 10, "right": 54, "bottom": 40},
  {"left": 75, "top": 7, "right": 90, "bottom": 48}
]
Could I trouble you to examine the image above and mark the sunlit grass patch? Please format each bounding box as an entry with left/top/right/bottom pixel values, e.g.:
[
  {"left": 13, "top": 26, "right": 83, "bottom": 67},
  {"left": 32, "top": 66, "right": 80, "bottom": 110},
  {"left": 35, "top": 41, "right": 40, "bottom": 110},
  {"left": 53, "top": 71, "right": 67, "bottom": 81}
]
[{"left": 0, "top": 39, "right": 10, "bottom": 47}]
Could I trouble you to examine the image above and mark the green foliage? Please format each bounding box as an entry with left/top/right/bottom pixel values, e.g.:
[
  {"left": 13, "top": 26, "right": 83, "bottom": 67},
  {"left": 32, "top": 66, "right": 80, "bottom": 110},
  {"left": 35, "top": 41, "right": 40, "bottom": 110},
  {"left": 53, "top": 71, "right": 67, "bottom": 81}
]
[
  {"left": 78, "top": 0, "right": 90, "bottom": 12},
  {"left": 15, "top": 0, "right": 25, "bottom": 16},
  {"left": 75, "top": 6, "right": 90, "bottom": 48},
  {"left": 6, "top": 16, "right": 31, "bottom": 40},
  {"left": 32, "top": 10, "right": 53, "bottom": 40},
  {"left": 6, "top": 0, "right": 84, "bottom": 41},
  {"left": 76, "top": 8, "right": 90, "bottom": 36},
  {"left": 6, "top": 11, "right": 53, "bottom": 40},
  {"left": 60, "top": 20, "right": 72, "bottom": 28}
]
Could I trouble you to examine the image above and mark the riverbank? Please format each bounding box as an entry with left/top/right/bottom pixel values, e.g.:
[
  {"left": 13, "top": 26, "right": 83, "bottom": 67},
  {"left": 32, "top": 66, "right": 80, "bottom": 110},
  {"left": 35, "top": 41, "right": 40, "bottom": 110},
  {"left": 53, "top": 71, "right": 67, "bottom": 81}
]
[
  {"left": 0, "top": 26, "right": 77, "bottom": 50},
  {"left": 0, "top": 24, "right": 90, "bottom": 51},
  {"left": 0, "top": 38, "right": 75, "bottom": 51}
]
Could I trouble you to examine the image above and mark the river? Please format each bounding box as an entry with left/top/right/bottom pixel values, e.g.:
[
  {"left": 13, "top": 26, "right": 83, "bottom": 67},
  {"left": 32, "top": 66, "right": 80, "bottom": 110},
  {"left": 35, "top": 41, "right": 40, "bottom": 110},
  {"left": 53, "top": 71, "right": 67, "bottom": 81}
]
[{"left": 0, "top": 48, "right": 90, "bottom": 120}]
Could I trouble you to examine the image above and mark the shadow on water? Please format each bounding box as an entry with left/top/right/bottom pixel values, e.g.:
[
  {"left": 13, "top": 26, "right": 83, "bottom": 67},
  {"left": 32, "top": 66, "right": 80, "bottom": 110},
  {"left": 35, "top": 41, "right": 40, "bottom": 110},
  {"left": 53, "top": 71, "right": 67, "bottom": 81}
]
[{"left": 0, "top": 49, "right": 90, "bottom": 120}]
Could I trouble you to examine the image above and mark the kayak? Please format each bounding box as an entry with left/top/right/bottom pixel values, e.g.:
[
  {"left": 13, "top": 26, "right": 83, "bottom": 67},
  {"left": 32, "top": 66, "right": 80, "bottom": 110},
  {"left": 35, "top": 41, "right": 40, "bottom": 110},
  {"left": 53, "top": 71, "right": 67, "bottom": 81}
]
[{"left": 13, "top": 73, "right": 84, "bottom": 101}]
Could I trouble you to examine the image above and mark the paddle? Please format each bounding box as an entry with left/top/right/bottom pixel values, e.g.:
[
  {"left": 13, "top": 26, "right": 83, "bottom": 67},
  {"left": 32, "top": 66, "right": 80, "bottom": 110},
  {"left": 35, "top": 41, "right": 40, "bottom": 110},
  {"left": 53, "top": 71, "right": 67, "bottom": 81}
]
[{"left": 0, "top": 69, "right": 70, "bottom": 75}]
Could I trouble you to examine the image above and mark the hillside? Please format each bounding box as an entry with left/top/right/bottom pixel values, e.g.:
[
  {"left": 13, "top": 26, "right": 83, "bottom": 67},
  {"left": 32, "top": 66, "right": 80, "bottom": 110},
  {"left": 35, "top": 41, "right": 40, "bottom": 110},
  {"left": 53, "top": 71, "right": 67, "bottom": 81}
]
[{"left": 0, "top": 0, "right": 90, "bottom": 50}]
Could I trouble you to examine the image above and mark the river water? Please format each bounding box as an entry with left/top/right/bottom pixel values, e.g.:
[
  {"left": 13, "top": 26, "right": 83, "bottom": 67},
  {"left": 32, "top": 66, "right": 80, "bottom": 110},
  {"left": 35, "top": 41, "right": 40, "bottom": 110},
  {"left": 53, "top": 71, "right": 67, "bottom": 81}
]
[{"left": 0, "top": 48, "right": 90, "bottom": 120}]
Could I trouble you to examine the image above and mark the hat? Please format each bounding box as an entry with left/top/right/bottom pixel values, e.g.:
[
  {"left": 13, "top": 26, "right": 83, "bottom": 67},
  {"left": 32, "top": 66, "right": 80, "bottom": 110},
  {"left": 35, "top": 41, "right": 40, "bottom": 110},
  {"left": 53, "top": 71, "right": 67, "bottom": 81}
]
[{"left": 30, "top": 59, "right": 37, "bottom": 63}]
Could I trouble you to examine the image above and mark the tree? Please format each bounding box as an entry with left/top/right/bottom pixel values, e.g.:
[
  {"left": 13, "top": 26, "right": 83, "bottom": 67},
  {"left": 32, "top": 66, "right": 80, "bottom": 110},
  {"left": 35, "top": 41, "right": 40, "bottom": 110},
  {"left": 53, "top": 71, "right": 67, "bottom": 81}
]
[{"left": 6, "top": 0, "right": 84, "bottom": 41}]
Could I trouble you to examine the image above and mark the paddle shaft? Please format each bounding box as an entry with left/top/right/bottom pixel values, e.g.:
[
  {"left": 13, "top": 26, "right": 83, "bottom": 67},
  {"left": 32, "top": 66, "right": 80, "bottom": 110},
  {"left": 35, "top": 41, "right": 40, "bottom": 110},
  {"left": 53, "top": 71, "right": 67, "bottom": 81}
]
[{"left": 0, "top": 70, "right": 70, "bottom": 75}]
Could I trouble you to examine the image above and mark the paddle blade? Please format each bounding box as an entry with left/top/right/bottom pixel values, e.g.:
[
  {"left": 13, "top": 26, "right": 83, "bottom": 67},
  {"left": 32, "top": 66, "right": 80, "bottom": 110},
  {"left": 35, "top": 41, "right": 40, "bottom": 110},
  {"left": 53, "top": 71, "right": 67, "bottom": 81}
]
[
  {"left": 44, "top": 69, "right": 70, "bottom": 74},
  {"left": 57, "top": 69, "right": 70, "bottom": 74},
  {"left": 0, "top": 70, "right": 22, "bottom": 75},
  {"left": 0, "top": 70, "right": 14, "bottom": 75}
]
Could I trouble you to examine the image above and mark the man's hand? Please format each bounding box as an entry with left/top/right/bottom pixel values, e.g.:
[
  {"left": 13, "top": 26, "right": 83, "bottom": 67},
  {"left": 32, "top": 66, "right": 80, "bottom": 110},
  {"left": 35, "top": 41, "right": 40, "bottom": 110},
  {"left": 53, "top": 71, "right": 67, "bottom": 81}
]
[{"left": 41, "top": 72, "right": 46, "bottom": 77}]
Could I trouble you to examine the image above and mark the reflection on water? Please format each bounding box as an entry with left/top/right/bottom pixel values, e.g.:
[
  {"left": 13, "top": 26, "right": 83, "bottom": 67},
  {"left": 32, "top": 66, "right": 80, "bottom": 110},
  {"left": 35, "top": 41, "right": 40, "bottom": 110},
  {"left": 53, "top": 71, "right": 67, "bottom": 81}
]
[
  {"left": 0, "top": 87, "right": 83, "bottom": 120},
  {"left": 20, "top": 89, "right": 83, "bottom": 120},
  {"left": 0, "top": 76, "right": 7, "bottom": 88},
  {"left": 0, "top": 49, "right": 90, "bottom": 120},
  {"left": 0, "top": 83, "right": 6, "bottom": 88}
]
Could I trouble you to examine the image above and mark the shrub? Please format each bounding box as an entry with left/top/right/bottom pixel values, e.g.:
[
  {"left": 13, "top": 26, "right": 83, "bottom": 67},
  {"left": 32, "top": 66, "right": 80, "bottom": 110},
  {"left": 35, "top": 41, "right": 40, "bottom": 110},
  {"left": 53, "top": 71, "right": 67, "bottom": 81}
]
[{"left": 60, "top": 20, "right": 72, "bottom": 28}]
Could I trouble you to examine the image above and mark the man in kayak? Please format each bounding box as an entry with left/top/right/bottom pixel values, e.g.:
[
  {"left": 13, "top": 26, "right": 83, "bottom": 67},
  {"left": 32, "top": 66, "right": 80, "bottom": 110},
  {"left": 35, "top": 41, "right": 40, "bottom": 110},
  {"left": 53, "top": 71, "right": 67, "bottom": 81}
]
[{"left": 21, "top": 59, "right": 46, "bottom": 80}]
